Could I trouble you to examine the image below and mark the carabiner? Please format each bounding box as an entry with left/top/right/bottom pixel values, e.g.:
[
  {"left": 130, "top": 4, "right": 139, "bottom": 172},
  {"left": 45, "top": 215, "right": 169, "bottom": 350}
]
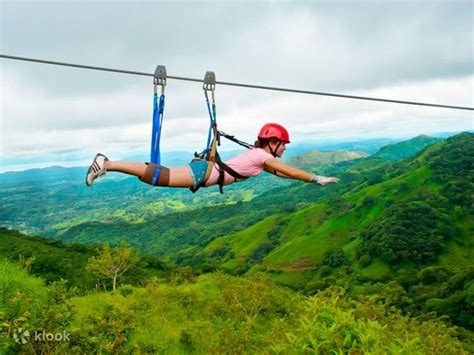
[{"left": 203, "top": 71, "right": 216, "bottom": 92}]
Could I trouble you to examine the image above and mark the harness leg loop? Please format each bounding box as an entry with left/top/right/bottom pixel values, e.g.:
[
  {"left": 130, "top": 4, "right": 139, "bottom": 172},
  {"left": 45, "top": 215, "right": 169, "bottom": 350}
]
[{"left": 139, "top": 163, "right": 170, "bottom": 186}]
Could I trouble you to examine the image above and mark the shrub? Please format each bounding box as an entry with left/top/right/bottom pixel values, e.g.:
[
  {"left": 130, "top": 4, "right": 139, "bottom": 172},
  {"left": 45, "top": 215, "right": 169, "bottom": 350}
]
[
  {"left": 0, "top": 261, "right": 48, "bottom": 335},
  {"left": 323, "top": 250, "right": 349, "bottom": 268},
  {"left": 417, "top": 266, "right": 449, "bottom": 285},
  {"left": 362, "top": 196, "right": 376, "bottom": 207},
  {"left": 271, "top": 286, "right": 467, "bottom": 354},
  {"left": 359, "top": 255, "right": 372, "bottom": 267}
]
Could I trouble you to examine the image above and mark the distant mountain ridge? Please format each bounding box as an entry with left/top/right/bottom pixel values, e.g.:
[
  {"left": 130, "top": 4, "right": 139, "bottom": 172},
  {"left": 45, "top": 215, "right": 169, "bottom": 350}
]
[
  {"left": 5, "top": 131, "right": 466, "bottom": 173},
  {"left": 284, "top": 150, "right": 368, "bottom": 170}
]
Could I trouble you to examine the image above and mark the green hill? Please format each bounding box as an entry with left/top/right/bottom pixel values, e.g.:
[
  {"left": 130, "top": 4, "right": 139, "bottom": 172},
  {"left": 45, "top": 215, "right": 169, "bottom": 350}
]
[
  {"left": 202, "top": 133, "right": 472, "bottom": 270},
  {"left": 374, "top": 134, "right": 442, "bottom": 161},
  {"left": 0, "top": 228, "right": 96, "bottom": 288},
  {"left": 0, "top": 228, "right": 166, "bottom": 289},
  {"left": 199, "top": 133, "right": 474, "bottom": 329}
]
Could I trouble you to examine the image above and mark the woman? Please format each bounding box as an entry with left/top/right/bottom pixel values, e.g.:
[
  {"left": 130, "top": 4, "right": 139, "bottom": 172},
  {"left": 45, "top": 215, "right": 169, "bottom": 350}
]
[{"left": 85, "top": 123, "right": 340, "bottom": 188}]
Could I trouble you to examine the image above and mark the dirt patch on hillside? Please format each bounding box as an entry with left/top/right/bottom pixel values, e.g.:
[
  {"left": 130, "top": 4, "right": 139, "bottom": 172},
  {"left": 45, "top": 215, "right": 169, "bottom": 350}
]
[{"left": 267, "top": 256, "right": 316, "bottom": 271}]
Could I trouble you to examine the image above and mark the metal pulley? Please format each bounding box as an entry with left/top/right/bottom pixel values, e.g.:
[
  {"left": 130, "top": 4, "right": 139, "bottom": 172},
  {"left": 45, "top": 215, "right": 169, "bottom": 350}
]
[{"left": 154, "top": 65, "right": 167, "bottom": 94}]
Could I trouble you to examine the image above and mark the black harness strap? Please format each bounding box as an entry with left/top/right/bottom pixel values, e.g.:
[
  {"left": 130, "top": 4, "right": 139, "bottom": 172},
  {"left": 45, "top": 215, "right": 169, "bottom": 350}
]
[
  {"left": 218, "top": 131, "right": 254, "bottom": 149},
  {"left": 214, "top": 152, "right": 248, "bottom": 193}
]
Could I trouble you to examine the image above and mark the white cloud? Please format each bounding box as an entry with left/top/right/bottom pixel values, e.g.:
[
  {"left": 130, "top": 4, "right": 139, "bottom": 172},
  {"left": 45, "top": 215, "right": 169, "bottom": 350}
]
[
  {"left": 1, "top": 1, "right": 473, "bottom": 168},
  {"left": 2, "top": 67, "right": 472, "bottom": 161}
]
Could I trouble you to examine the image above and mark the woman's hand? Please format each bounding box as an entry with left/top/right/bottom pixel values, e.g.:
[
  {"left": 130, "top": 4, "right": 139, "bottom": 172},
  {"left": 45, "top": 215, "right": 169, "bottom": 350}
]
[{"left": 310, "top": 174, "right": 340, "bottom": 186}]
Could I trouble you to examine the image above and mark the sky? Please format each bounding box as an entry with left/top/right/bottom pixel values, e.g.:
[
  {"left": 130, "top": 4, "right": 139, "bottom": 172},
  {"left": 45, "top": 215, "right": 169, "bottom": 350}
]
[{"left": 1, "top": 1, "right": 473, "bottom": 171}]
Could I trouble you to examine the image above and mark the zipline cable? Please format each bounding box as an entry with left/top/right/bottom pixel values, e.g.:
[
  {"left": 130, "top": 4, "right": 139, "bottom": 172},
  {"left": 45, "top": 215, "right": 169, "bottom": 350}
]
[{"left": 1, "top": 54, "right": 473, "bottom": 111}]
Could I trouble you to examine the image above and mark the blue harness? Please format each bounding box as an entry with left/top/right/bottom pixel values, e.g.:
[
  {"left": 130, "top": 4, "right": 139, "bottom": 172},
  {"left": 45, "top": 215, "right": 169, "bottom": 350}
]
[
  {"left": 149, "top": 65, "right": 167, "bottom": 185},
  {"left": 150, "top": 92, "right": 165, "bottom": 185}
]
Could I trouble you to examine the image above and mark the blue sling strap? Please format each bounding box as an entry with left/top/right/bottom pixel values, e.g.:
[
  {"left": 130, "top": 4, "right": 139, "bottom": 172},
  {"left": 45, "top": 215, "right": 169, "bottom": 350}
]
[
  {"left": 199, "top": 71, "right": 217, "bottom": 158},
  {"left": 150, "top": 65, "right": 167, "bottom": 185}
]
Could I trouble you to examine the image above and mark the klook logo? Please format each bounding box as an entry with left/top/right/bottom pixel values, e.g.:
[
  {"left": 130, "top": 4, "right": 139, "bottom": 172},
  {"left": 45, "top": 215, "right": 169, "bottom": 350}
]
[
  {"left": 13, "top": 328, "right": 30, "bottom": 344},
  {"left": 34, "top": 330, "right": 70, "bottom": 342},
  {"left": 12, "top": 328, "right": 70, "bottom": 344}
]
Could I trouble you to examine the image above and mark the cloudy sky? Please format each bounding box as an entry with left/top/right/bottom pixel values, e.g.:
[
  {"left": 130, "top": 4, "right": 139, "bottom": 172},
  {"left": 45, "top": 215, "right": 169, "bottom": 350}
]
[{"left": 1, "top": 1, "right": 473, "bottom": 171}]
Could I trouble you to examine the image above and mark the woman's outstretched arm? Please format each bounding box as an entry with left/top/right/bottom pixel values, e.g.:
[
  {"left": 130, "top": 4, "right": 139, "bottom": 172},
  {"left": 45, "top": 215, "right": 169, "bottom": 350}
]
[{"left": 263, "top": 158, "right": 339, "bottom": 185}]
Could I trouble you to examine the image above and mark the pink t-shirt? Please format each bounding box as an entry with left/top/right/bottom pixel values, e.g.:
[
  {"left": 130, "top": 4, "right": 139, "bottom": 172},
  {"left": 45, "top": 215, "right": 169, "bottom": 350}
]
[{"left": 205, "top": 148, "right": 274, "bottom": 186}]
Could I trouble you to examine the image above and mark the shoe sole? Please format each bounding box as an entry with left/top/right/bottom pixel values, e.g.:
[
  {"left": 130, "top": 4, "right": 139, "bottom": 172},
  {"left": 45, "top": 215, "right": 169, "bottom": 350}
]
[{"left": 85, "top": 154, "right": 107, "bottom": 186}]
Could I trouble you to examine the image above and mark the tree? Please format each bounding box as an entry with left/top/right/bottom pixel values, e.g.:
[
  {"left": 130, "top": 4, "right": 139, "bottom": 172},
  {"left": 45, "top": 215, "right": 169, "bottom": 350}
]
[
  {"left": 358, "top": 195, "right": 451, "bottom": 265},
  {"left": 87, "top": 242, "right": 138, "bottom": 291}
]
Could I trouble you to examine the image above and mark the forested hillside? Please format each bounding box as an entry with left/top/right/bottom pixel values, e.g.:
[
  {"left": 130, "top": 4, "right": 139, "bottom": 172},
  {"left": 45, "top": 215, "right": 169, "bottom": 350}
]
[
  {"left": 1, "top": 133, "right": 472, "bottom": 353},
  {"left": 57, "top": 133, "right": 474, "bottom": 329},
  {"left": 0, "top": 228, "right": 167, "bottom": 289},
  {"left": 1, "top": 260, "right": 470, "bottom": 353},
  {"left": 57, "top": 133, "right": 469, "bottom": 268},
  {"left": 203, "top": 133, "right": 474, "bottom": 329},
  {"left": 0, "top": 166, "right": 289, "bottom": 236}
]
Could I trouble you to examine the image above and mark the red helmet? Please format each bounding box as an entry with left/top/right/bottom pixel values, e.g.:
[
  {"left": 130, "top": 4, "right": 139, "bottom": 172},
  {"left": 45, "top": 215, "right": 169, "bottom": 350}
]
[{"left": 258, "top": 123, "right": 290, "bottom": 143}]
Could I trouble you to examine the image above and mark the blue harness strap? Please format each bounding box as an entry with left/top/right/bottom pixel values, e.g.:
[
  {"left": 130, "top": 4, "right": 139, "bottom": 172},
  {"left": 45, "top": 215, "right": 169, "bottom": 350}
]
[
  {"left": 150, "top": 93, "right": 165, "bottom": 185},
  {"left": 204, "top": 97, "right": 216, "bottom": 154}
]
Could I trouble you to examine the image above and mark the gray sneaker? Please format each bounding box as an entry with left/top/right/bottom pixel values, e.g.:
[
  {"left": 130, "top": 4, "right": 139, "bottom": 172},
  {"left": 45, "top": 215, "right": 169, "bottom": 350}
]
[{"left": 86, "top": 153, "right": 109, "bottom": 186}]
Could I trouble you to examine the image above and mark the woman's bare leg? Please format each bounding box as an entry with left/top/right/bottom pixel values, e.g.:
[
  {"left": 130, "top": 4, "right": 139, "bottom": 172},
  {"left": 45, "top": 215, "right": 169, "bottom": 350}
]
[
  {"left": 166, "top": 166, "right": 195, "bottom": 187},
  {"left": 105, "top": 161, "right": 194, "bottom": 188},
  {"left": 105, "top": 161, "right": 147, "bottom": 178}
]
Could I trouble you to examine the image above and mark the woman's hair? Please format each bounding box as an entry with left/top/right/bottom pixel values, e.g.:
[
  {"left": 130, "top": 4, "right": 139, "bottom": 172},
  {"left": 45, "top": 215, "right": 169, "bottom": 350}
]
[{"left": 254, "top": 137, "right": 280, "bottom": 148}]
